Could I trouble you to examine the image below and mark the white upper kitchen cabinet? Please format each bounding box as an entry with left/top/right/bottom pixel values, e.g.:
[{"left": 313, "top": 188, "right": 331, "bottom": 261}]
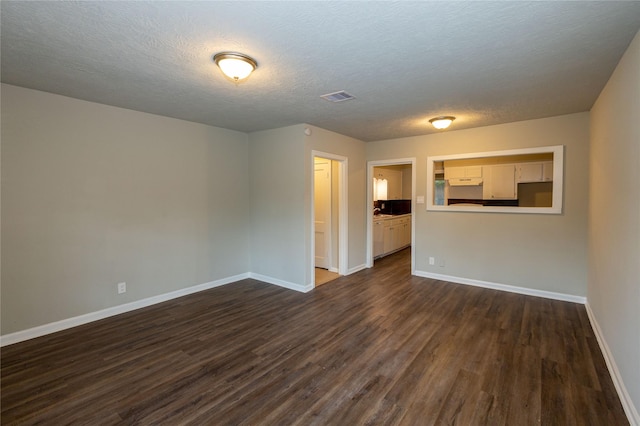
[
  {"left": 483, "top": 164, "right": 517, "bottom": 199},
  {"left": 444, "top": 165, "right": 483, "bottom": 180},
  {"left": 542, "top": 161, "right": 553, "bottom": 181},
  {"left": 518, "top": 161, "right": 553, "bottom": 183}
]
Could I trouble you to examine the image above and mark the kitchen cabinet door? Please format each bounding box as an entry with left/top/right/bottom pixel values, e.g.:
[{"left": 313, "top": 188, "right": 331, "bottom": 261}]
[
  {"left": 388, "top": 175, "right": 402, "bottom": 199},
  {"left": 445, "top": 166, "right": 482, "bottom": 180},
  {"left": 518, "top": 163, "right": 543, "bottom": 183},
  {"left": 383, "top": 221, "right": 397, "bottom": 254},
  {"left": 393, "top": 220, "right": 403, "bottom": 250},
  {"left": 445, "top": 167, "right": 466, "bottom": 179},
  {"left": 397, "top": 217, "right": 411, "bottom": 247},
  {"left": 373, "top": 219, "right": 385, "bottom": 257},
  {"left": 542, "top": 161, "right": 553, "bottom": 181},
  {"left": 518, "top": 162, "right": 554, "bottom": 183},
  {"left": 483, "top": 165, "right": 517, "bottom": 199},
  {"left": 465, "top": 166, "right": 483, "bottom": 178},
  {"left": 403, "top": 218, "right": 412, "bottom": 247}
]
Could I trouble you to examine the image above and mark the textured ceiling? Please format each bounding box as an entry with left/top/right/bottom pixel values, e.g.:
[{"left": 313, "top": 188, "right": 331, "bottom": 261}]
[{"left": 2, "top": 1, "right": 639, "bottom": 142}]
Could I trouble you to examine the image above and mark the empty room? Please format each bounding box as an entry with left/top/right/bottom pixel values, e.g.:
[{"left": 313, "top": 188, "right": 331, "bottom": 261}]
[{"left": 2, "top": 2, "right": 639, "bottom": 425}]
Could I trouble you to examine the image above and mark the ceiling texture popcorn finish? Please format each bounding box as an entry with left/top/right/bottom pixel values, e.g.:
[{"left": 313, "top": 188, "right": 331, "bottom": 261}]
[{"left": 2, "top": 1, "right": 639, "bottom": 142}]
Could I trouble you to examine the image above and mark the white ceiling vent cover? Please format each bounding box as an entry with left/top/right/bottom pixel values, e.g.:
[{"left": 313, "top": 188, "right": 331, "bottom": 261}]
[{"left": 320, "top": 91, "right": 355, "bottom": 103}]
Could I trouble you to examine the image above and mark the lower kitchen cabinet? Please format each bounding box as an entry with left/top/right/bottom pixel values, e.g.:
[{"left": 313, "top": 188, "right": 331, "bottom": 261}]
[
  {"left": 383, "top": 221, "right": 397, "bottom": 254},
  {"left": 373, "top": 219, "right": 385, "bottom": 257},
  {"left": 398, "top": 216, "right": 411, "bottom": 247},
  {"left": 376, "top": 214, "right": 411, "bottom": 258}
]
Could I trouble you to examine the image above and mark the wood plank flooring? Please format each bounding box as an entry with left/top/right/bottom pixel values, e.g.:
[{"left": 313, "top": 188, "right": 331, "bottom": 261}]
[{"left": 1, "top": 249, "right": 628, "bottom": 425}]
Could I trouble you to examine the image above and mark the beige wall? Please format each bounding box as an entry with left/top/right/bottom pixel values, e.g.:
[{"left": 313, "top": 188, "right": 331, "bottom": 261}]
[
  {"left": 248, "top": 125, "right": 307, "bottom": 287},
  {"left": 1, "top": 91, "right": 367, "bottom": 335},
  {"left": 589, "top": 30, "right": 640, "bottom": 419},
  {"left": 367, "top": 112, "right": 590, "bottom": 296},
  {"left": 1, "top": 84, "right": 250, "bottom": 335}
]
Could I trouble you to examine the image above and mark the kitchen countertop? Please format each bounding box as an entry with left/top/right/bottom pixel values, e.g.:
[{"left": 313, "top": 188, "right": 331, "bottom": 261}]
[{"left": 373, "top": 213, "right": 411, "bottom": 220}]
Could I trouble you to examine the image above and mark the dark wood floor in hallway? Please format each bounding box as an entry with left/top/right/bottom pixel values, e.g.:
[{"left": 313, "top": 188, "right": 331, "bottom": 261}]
[{"left": 1, "top": 249, "right": 628, "bottom": 425}]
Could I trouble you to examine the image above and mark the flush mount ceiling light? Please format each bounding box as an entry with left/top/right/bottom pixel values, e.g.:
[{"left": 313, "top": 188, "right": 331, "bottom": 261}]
[
  {"left": 429, "top": 116, "right": 456, "bottom": 130},
  {"left": 213, "top": 52, "right": 257, "bottom": 82}
]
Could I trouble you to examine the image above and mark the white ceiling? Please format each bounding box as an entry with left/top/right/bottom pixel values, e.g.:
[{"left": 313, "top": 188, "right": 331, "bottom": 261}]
[{"left": 2, "top": 1, "right": 639, "bottom": 142}]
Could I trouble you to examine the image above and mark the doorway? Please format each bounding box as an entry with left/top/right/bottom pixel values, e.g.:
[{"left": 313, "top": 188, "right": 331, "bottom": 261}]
[
  {"left": 367, "top": 158, "right": 416, "bottom": 274},
  {"left": 314, "top": 157, "right": 334, "bottom": 270},
  {"left": 312, "top": 152, "right": 348, "bottom": 287}
]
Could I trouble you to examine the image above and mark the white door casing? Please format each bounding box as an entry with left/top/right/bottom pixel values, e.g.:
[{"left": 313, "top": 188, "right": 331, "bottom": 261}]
[
  {"left": 314, "top": 158, "right": 331, "bottom": 269},
  {"left": 310, "top": 150, "right": 348, "bottom": 287},
  {"left": 366, "top": 158, "right": 416, "bottom": 274}
]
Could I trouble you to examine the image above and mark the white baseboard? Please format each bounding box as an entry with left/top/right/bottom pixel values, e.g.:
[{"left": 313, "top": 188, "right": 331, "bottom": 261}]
[
  {"left": 347, "top": 263, "right": 367, "bottom": 275},
  {"left": 1, "top": 271, "right": 317, "bottom": 347},
  {"left": 328, "top": 267, "right": 339, "bottom": 273},
  {"left": 249, "top": 273, "right": 313, "bottom": 293},
  {"left": 0, "top": 273, "right": 250, "bottom": 348},
  {"left": 413, "top": 270, "right": 586, "bottom": 304},
  {"left": 585, "top": 303, "right": 640, "bottom": 426}
]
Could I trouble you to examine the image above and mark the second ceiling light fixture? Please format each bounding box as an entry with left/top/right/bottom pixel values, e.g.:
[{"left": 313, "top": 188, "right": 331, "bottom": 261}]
[{"left": 429, "top": 116, "right": 456, "bottom": 130}]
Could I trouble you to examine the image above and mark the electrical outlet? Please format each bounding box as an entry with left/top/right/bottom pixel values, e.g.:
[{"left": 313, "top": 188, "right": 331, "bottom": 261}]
[
  {"left": 429, "top": 257, "right": 435, "bottom": 265},
  {"left": 117, "top": 282, "right": 126, "bottom": 294}
]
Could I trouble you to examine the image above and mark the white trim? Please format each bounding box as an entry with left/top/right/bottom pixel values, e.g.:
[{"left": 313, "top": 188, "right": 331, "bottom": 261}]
[
  {"left": 413, "top": 270, "right": 586, "bottom": 304},
  {"left": 311, "top": 151, "right": 349, "bottom": 286},
  {"left": 347, "top": 264, "right": 367, "bottom": 275},
  {"left": 328, "top": 267, "right": 339, "bottom": 273},
  {"left": 585, "top": 303, "right": 640, "bottom": 426},
  {"left": 366, "top": 158, "right": 416, "bottom": 274},
  {"left": 0, "top": 273, "right": 250, "bottom": 347},
  {"left": 311, "top": 157, "right": 332, "bottom": 272},
  {"left": 338, "top": 158, "right": 348, "bottom": 277},
  {"left": 410, "top": 163, "right": 416, "bottom": 275},
  {"left": 426, "top": 145, "right": 564, "bottom": 215},
  {"left": 249, "top": 272, "right": 313, "bottom": 293}
]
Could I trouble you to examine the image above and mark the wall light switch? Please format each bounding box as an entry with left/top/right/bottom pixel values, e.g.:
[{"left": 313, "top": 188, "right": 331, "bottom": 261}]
[{"left": 429, "top": 257, "right": 435, "bottom": 265}]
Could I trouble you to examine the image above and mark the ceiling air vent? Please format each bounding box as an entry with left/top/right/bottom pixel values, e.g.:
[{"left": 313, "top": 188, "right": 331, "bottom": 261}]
[{"left": 320, "top": 91, "right": 355, "bottom": 103}]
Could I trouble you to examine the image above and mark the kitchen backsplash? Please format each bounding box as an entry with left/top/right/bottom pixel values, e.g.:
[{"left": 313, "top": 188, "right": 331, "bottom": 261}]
[{"left": 375, "top": 199, "right": 411, "bottom": 215}]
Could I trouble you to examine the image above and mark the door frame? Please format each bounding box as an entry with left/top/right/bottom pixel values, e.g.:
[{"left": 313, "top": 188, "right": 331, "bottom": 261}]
[
  {"left": 366, "top": 158, "right": 416, "bottom": 274},
  {"left": 311, "top": 151, "right": 348, "bottom": 286},
  {"left": 313, "top": 157, "right": 333, "bottom": 270}
]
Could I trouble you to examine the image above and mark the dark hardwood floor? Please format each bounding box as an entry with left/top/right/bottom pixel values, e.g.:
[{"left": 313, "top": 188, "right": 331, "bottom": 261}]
[{"left": 1, "top": 249, "right": 628, "bottom": 425}]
